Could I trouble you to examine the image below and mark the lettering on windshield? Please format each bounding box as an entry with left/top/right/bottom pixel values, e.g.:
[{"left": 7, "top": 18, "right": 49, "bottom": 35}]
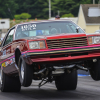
[{"left": 21, "top": 24, "right": 36, "bottom": 31}]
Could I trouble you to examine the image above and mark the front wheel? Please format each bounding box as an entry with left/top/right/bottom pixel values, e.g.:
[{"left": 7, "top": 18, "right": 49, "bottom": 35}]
[
  {"left": 55, "top": 70, "right": 77, "bottom": 90},
  {"left": 19, "top": 56, "right": 33, "bottom": 87},
  {"left": 88, "top": 59, "right": 100, "bottom": 81}
]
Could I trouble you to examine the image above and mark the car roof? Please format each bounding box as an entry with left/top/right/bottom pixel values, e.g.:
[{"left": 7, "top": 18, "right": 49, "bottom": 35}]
[{"left": 16, "top": 19, "right": 72, "bottom": 26}]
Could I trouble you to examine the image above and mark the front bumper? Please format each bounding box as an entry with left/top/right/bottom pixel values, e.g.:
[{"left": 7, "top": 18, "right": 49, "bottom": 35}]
[
  {"left": 26, "top": 46, "right": 100, "bottom": 56},
  {"left": 23, "top": 46, "right": 100, "bottom": 63}
]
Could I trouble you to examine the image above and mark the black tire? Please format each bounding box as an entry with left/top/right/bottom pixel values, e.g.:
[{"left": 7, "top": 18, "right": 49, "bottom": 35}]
[
  {"left": 55, "top": 70, "right": 77, "bottom": 90},
  {"left": 18, "top": 56, "right": 33, "bottom": 87},
  {"left": 88, "top": 59, "right": 100, "bottom": 81},
  {"left": 0, "top": 69, "right": 21, "bottom": 92}
]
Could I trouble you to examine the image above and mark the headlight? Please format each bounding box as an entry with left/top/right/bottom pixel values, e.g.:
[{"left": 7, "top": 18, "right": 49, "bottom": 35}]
[
  {"left": 29, "top": 41, "right": 45, "bottom": 49},
  {"left": 88, "top": 36, "right": 100, "bottom": 44}
]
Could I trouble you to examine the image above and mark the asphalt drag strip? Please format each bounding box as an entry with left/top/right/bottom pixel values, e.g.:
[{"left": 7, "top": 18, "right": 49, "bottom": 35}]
[{"left": 0, "top": 76, "right": 100, "bottom": 100}]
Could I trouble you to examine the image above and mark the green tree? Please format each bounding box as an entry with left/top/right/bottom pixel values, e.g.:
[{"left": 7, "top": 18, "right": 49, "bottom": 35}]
[
  {"left": 14, "top": 15, "right": 21, "bottom": 20},
  {"left": 0, "top": 0, "right": 18, "bottom": 19},
  {"left": 62, "top": 13, "right": 74, "bottom": 17},
  {"left": 0, "top": 0, "right": 100, "bottom": 19},
  {"left": 52, "top": 0, "right": 100, "bottom": 17},
  {"left": 52, "top": 0, "right": 82, "bottom": 17},
  {"left": 15, "top": 0, "right": 49, "bottom": 19},
  {"left": 20, "top": 13, "right": 31, "bottom": 19}
]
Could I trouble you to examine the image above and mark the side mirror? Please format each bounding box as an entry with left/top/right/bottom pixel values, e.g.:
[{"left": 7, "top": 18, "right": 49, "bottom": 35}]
[{"left": 76, "top": 27, "right": 80, "bottom": 33}]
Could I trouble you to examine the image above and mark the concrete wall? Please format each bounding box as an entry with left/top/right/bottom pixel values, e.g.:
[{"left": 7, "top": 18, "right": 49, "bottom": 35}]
[
  {"left": 0, "top": 19, "right": 10, "bottom": 29},
  {"left": 0, "top": 19, "right": 10, "bottom": 38}
]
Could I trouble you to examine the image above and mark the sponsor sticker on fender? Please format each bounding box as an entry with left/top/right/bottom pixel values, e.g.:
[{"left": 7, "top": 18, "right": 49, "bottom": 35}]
[
  {"left": 2, "top": 62, "right": 6, "bottom": 67},
  {"left": 1, "top": 58, "right": 15, "bottom": 67}
]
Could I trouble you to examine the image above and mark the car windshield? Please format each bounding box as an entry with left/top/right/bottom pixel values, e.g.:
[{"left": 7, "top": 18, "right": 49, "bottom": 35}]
[{"left": 15, "top": 21, "right": 85, "bottom": 39}]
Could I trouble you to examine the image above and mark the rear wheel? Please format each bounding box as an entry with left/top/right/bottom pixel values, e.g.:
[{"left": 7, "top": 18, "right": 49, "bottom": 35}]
[
  {"left": 88, "top": 59, "right": 100, "bottom": 81},
  {"left": 19, "top": 56, "right": 33, "bottom": 87},
  {"left": 55, "top": 70, "right": 77, "bottom": 90},
  {"left": 0, "top": 68, "right": 21, "bottom": 92}
]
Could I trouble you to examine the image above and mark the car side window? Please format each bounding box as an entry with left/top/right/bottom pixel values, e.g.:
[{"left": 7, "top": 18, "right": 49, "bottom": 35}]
[{"left": 3, "top": 28, "right": 15, "bottom": 46}]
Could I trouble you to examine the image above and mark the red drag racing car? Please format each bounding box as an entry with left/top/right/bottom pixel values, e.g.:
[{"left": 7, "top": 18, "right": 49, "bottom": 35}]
[{"left": 0, "top": 20, "right": 100, "bottom": 92}]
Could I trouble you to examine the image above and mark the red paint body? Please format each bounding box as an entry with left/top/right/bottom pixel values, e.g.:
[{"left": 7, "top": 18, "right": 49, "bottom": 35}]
[{"left": 1, "top": 20, "right": 100, "bottom": 75}]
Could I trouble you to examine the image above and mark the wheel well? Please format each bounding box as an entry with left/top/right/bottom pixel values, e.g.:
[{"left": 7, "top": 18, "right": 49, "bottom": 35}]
[{"left": 15, "top": 48, "right": 21, "bottom": 66}]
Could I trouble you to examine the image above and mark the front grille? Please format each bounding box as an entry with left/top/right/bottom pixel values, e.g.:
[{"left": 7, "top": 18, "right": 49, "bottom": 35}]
[{"left": 46, "top": 36, "right": 88, "bottom": 49}]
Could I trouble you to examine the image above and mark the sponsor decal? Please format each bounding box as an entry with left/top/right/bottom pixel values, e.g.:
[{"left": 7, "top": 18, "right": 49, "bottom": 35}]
[
  {"left": 21, "top": 24, "right": 36, "bottom": 31},
  {"left": 2, "top": 62, "right": 6, "bottom": 67},
  {"left": 1, "top": 58, "right": 15, "bottom": 67}
]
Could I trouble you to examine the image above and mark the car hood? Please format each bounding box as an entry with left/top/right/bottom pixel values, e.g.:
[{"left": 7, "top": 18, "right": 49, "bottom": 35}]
[{"left": 25, "top": 33, "right": 87, "bottom": 40}]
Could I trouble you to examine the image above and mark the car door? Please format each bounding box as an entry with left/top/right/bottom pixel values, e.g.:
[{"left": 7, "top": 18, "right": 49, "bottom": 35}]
[{"left": 0, "top": 27, "right": 18, "bottom": 74}]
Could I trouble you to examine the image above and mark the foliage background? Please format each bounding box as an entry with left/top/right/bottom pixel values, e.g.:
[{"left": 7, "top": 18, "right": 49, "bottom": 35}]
[{"left": 0, "top": 0, "right": 99, "bottom": 19}]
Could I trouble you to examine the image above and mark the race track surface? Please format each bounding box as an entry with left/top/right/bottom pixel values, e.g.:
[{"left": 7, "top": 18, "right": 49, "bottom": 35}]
[{"left": 0, "top": 76, "right": 100, "bottom": 100}]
